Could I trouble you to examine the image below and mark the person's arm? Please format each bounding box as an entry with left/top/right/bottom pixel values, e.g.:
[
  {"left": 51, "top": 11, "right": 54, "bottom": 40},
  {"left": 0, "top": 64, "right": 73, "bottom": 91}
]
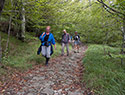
[
  {"left": 39, "top": 32, "right": 45, "bottom": 40},
  {"left": 78, "top": 35, "right": 80, "bottom": 41},
  {"left": 39, "top": 34, "right": 42, "bottom": 40},
  {"left": 51, "top": 34, "right": 56, "bottom": 49},
  {"left": 54, "top": 44, "right": 56, "bottom": 49}
]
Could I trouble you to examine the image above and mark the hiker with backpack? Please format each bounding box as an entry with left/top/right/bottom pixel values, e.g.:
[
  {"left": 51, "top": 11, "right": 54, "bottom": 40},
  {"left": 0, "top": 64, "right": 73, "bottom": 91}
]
[
  {"left": 74, "top": 31, "right": 80, "bottom": 53},
  {"left": 61, "top": 29, "right": 70, "bottom": 56},
  {"left": 38, "top": 26, "right": 56, "bottom": 66}
]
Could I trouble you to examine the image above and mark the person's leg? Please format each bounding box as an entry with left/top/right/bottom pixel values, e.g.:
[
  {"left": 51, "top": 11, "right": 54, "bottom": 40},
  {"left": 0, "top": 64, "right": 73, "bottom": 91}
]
[
  {"left": 77, "top": 45, "right": 79, "bottom": 53},
  {"left": 61, "top": 43, "right": 65, "bottom": 56},
  {"left": 66, "top": 43, "right": 69, "bottom": 56},
  {"left": 76, "top": 45, "right": 78, "bottom": 52},
  {"left": 46, "top": 46, "right": 51, "bottom": 65},
  {"left": 41, "top": 46, "right": 46, "bottom": 57},
  {"left": 46, "top": 46, "right": 51, "bottom": 58},
  {"left": 74, "top": 41, "right": 77, "bottom": 53},
  {"left": 76, "top": 41, "right": 78, "bottom": 52},
  {"left": 45, "top": 57, "right": 50, "bottom": 66}
]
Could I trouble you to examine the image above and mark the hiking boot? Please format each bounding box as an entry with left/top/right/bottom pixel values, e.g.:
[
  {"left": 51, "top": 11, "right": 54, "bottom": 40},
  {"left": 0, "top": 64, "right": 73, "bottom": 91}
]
[
  {"left": 45, "top": 58, "right": 49, "bottom": 66},
  {"left": 45, "top": 61, "right": 49, "bottom": 66},
  {"left": 61, "top": 54, "right": 64, "bottom": 56},
  {"left": 74, "top": 51, "right": 77, "bottom": 53},
  {"left": 45, "top": 63, "right": 48, "bottom": 66}
]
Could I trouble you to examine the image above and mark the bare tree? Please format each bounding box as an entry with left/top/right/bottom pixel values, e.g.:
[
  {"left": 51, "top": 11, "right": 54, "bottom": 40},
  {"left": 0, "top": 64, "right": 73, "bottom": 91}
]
[
  {"left": 21, "top": 1, "right": 25, "bottom": 41},
  {"left": 0, "top": 34, "right": 1, "bottom": 63},
  {"left": 0, "top": 0, "right": 5, "bottom": 63},
  {"left": 5, "top": 0, "right": 13, "bottom": 53},
  {"left": 5, "top": 16, "right": 12, "bottom": 55}
]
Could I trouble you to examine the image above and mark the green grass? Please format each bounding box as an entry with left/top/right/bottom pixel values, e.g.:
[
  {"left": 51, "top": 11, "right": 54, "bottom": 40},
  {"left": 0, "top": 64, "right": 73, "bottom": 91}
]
[
  {"left": 83, "top": 44, "right": 125, "bottom": 95},
  {"left": 0, "top": 67, "right": 7, "bottom": 76},
  {"left": 1, "top": 32, "right": 42, "bottom": 70}
]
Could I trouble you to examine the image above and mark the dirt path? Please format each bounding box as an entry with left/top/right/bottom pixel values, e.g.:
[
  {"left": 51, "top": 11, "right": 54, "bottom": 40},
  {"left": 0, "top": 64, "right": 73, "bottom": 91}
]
[{"left": 1, "top": 46, "right": 89, "bottom": 95}]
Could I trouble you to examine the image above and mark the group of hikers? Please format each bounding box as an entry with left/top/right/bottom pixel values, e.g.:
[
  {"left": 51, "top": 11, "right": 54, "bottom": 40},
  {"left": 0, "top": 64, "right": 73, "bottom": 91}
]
[{"left": 37, "top": 26, "right": 80, "bottom": 66}]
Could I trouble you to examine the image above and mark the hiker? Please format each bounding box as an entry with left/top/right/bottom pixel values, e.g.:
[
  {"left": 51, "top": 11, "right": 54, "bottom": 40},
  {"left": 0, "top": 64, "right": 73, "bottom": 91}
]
[
  {"left": 61, "top": 29, "right": 70, "bottom": 56},
  {"left": 39, "top": 26, "right": 56, "bottom": 66},
  {"left": 74, "top": 31, "right": 80, "bottom": 53}
]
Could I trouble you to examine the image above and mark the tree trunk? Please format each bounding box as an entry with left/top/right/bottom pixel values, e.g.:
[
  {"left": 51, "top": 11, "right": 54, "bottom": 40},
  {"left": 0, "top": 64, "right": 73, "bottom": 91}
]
[
  {"left": 5, "top": 16, "right": 12, "bottom": 55},
  {"left": 0, "top": 0, "right": 5, "bottom": 63},
  {"left": 19, "top": 1, "right": 25, "bottom": 41},
  {"left": 0, "top": 0, "right": 5, "bottom": 15},
  {"left": 89, "top": 0, "right": 91, "bottom": 6},
  {"left": 21, "top": 4, "right": 25, "bottom": 40},
  {"left": 5, "top": 0, "right": 13, "bottom": 56},
  {"left": 17, "top": 1, "right": 25, "bottom": 41},
  {"left": 0, "top": 32, "right": 2, "bottom": 63},
  {"left": 121, "top": 17, "right": 125, "bottom": 65}
]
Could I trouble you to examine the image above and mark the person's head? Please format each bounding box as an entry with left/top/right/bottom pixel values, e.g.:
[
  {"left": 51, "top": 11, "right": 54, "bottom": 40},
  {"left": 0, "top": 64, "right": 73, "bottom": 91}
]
[
  {"left": 75, "top": 31, "right": 77, "bottom": 35},
  {"left": 63, "top": 29, "right": 67, "bottom": 34},
  {"left": 46, "top": 26, "right": 51, "bottom": 33}
]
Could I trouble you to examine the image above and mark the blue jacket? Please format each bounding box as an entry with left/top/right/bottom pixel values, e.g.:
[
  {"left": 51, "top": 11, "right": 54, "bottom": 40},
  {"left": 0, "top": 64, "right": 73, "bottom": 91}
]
[{"left": 39, "top": 32, "right": 56, "bottom": 46}]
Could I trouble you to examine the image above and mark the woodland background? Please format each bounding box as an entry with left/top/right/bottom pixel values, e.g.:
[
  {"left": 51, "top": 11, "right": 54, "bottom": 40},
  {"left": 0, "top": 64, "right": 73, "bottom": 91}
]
[{"left": 0, "top": 0, "right": 125, "bottom": 95}]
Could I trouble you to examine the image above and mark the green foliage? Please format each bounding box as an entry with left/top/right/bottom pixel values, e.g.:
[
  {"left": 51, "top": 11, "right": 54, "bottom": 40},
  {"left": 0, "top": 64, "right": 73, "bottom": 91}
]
[
  {"left": 83, "top": 45, "right": 125, "bottom": 95},
  {"left": 1, "top": 0, "right": 124, "bottom": 46}
]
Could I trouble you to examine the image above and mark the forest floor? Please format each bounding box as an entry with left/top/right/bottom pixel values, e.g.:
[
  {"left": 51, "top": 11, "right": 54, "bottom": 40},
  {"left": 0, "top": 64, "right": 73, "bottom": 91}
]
[{"left": 0, "top": 46, "right": 92, "bottom": 95}]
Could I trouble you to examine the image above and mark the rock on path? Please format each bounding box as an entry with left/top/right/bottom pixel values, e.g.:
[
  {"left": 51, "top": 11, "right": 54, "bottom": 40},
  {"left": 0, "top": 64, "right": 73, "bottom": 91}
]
[{"left": 3, "top": 46, "right": 88, "bottom": 95}]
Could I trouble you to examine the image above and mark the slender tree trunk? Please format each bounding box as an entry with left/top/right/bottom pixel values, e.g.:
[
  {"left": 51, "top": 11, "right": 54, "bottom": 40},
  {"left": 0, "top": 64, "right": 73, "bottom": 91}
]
[
  {"left": 0, "top": 0, "right": 5, "bottom": 15},
  {"left": 0, "top": 0, "right": 5, "bottom": 63},
  {"left": 0, "top": 32, "right": 2, "bottom": 63},
  {"left": 5, "top": 16, "right": 12, "bottom": 55},
  {"left": 5, "top": 0, "right": 13, "bottom": 56},
  {"left": 21, "top": 4, "right": 25, "bottom": 39},
  {"left": 20, "top": 0, "right": 25, "bottom": 41},
  {"left": 121, "top": 17, "right": 125, "bottom": 65}
]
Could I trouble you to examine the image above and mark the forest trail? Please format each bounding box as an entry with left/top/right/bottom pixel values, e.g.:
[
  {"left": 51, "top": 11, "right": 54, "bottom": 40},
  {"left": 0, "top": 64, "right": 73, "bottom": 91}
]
[{"left": 1, "top": 46, "right": 90, "bottom": 95}]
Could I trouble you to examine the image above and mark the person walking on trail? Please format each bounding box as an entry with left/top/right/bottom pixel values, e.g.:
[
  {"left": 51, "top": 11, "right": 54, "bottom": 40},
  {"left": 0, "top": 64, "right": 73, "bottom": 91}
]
[
  {"left": 61, "top": 29, "right": 70, "bottom": 56},
  {"left": 74, "top": 31, "right": 80, "bottom": 53},
  {"left": 39, "top": 26, "right": 56, "bottom": 66}
]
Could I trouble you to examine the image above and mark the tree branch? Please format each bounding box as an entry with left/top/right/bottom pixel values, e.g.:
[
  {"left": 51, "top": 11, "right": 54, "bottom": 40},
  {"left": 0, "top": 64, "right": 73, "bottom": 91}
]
[
  {"left": 103, "top": 5, "right": 114, "bottom": 15},
  {"left": 97, "top": 0, "right": 125, "bottom": 16}
]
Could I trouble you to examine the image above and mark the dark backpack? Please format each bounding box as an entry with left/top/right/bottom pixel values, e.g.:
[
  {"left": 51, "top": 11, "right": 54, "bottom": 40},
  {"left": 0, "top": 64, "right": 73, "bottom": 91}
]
[{"left": 74, "top": 35, "right": 80, "bottom": 41}]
